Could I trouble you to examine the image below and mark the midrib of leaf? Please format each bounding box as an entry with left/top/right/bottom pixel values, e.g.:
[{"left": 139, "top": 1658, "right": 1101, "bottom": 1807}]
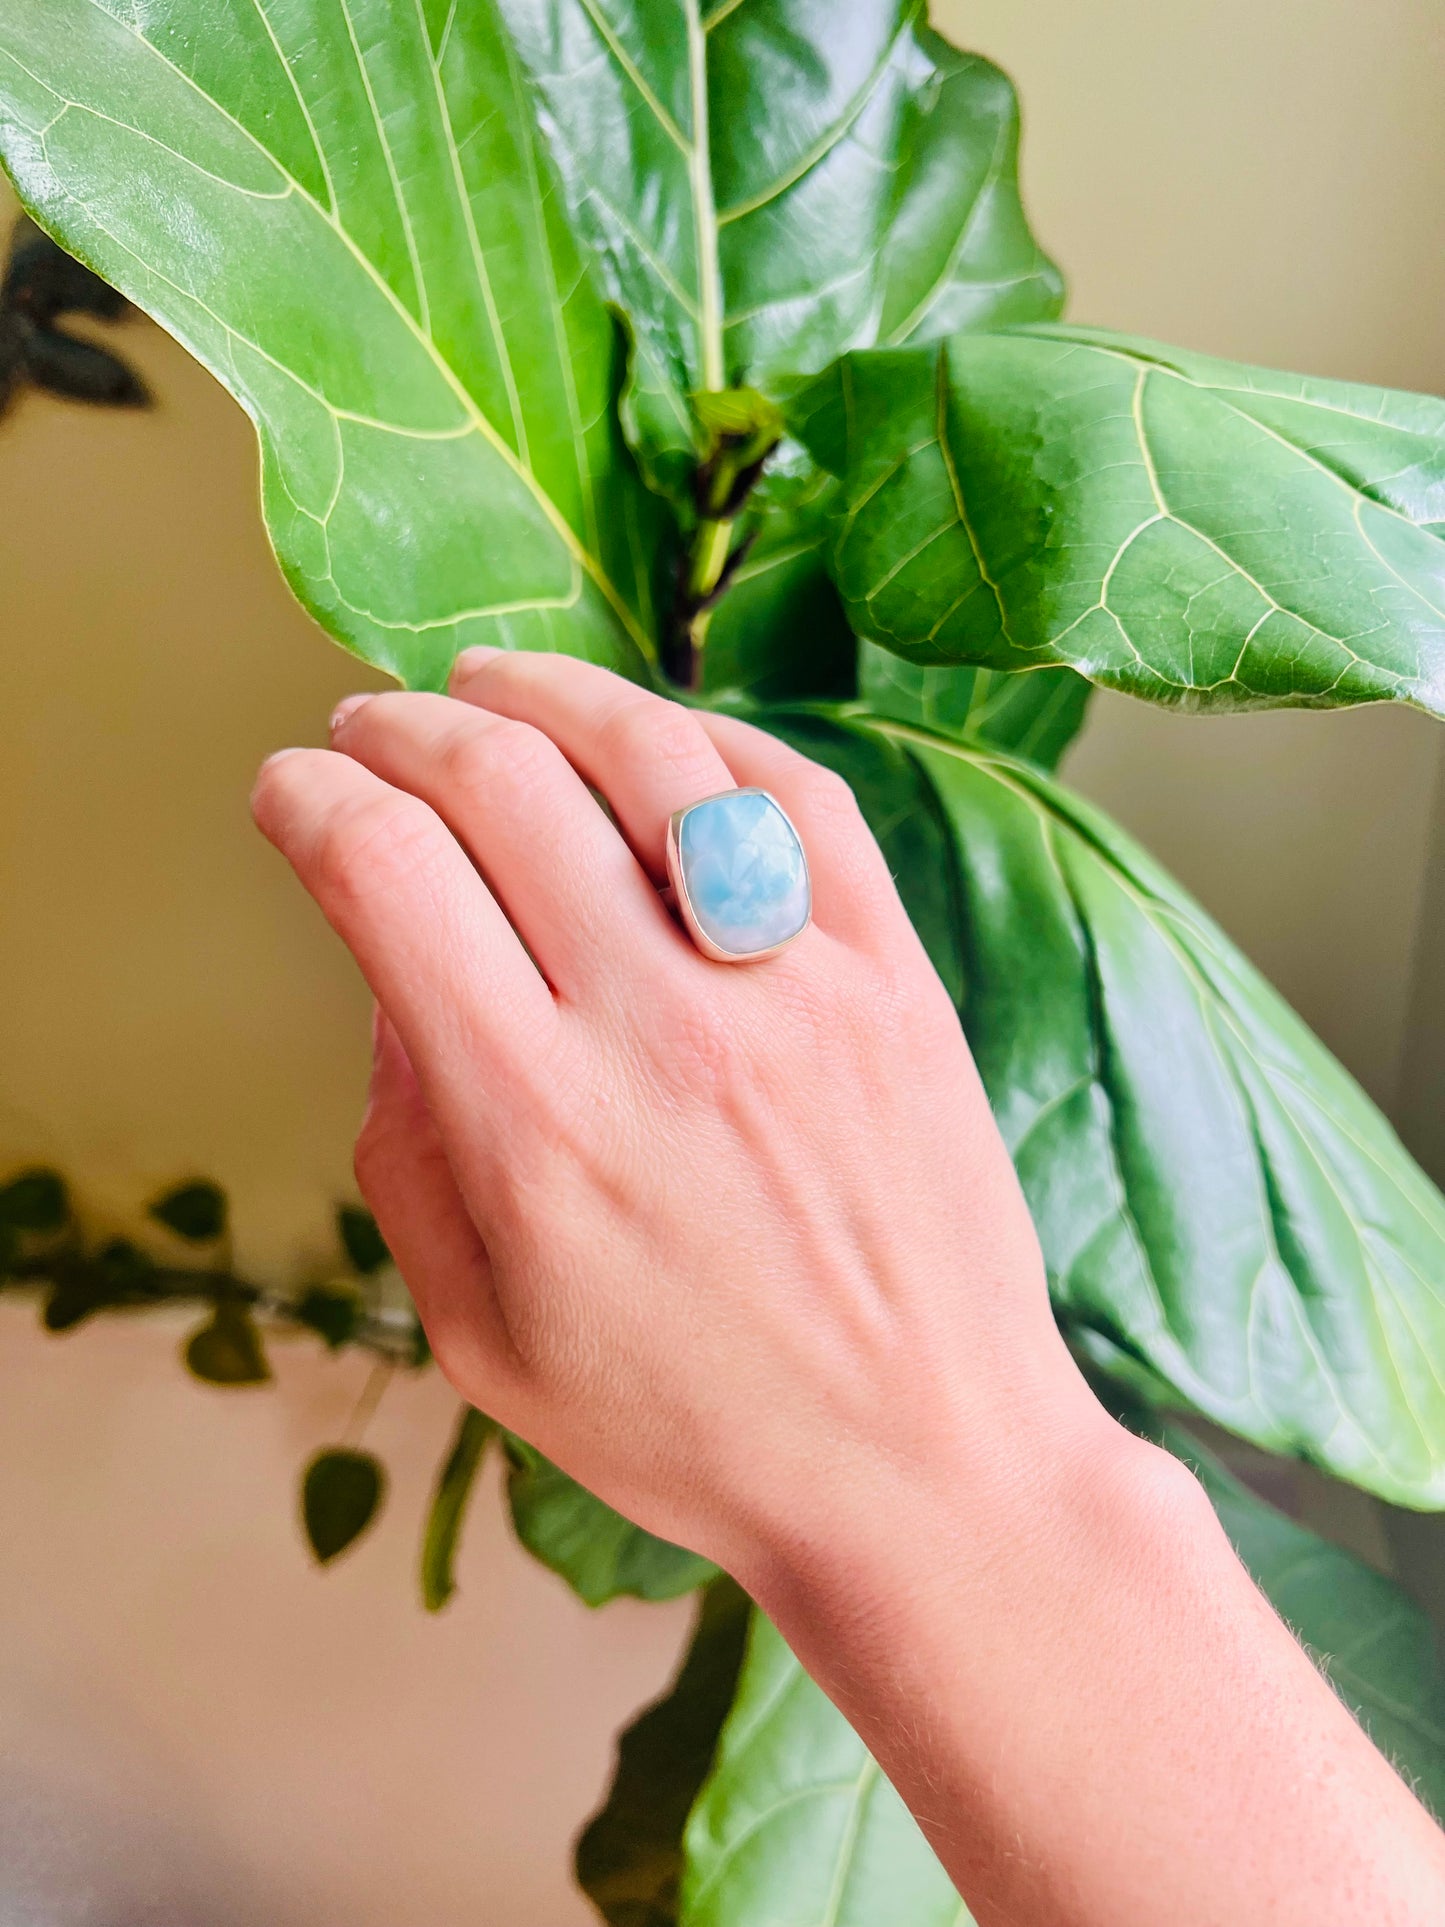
[
  {"left": 819, "top": 1757, "right": 880, "bottom": 1927},
  {"left": 686, "top": 0, "right": 725, "bottom": 389},
  {"left": 864, "top": 716, "right": 1440, "bottom": 1481},
  {"left": 408, "top": 0, "right": 529, "bottom": 461},
  {"left": 712, "top": 10, "right": 913, "bottom": 228},
  {"left": 249, "top": 0, "right": 335, "bottom": 211},
  {"left": 68, "top": 0, "right": 654, "bottom": 661},
  {"left": 335, "top": 0, "right": 429, "bottom": 332},
  {"left": 563, "top": 0, "right": 723, "bottom": 390}
]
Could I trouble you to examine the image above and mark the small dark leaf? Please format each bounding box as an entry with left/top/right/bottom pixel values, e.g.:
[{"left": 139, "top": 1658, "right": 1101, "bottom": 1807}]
[
  {"left": 42, "top": 1239, "right": 159, "bottom": 1331},
  {"left": 43, "top": 1275, "right": 107, "bottom": 1332},
  {"left": 150, "top": 1179, "right": 227, "bottom": 1243},
  {"left": 3, "top": 216, "right": 127, "bottom": 322},
  {"left": 25, "top": 326, "right": 149, "bottom": 407},
  {"left": 577, "top": 1577, "right": 751, "bottom": 1927},
  {"left": 420, "top": 1405, "right": 494, "bottom": 1613},
  {"left": 292, "top": 1285, "right": 360, "bottom": 1350},
  {"left": 0, "top": 1166, "right": 69, "bottom": 1231},
  {"left": 337, "top": 1204, "right": 389, "bottom": 1276},
  {"left": 184, "top": 1303, "right": 269, "bottom": 1385},
  {"left": 302, "top": 1448, "right": 386, "bottom": 1565}
]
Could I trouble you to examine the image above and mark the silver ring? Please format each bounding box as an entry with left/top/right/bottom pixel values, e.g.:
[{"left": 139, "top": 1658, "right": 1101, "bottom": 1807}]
[{"left": 665, "top": 788, "right": 812, "bottom": 964}]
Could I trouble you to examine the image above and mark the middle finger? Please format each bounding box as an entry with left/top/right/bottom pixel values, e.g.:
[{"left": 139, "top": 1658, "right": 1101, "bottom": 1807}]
[{"left": 447, "top": 648, "right": 738, "bottom": 885}]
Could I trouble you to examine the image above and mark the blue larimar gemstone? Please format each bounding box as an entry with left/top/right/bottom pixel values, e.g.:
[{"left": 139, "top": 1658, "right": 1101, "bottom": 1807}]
[{"left": 677, "top": 789, "right": 811, "bottom": 957}]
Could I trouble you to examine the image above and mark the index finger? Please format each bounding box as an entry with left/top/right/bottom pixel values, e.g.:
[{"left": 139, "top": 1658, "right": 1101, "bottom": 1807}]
[{"left": 250, "top": 745, "right": 559, "bottom": 1119}]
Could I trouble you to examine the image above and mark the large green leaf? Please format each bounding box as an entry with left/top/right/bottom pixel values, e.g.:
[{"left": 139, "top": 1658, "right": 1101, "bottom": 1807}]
[
  {"left": 761, "top": 709, "right": 1445, "bottom": 1505},
  {"left": 493, "top": 1, "right": 1062, "bottom": 691},
  {"left": 0, "top": 4, "right": 1062, "bottom": 701},
  {"left": 797, "top": 328, "right": 1445, "bottom": 717},
  {"left": 504, "top": 1436, "right": 716, "bottom": 1606},
  {"left": 675, "top": 1438, "right": 1445, "bottom": 1924},
  {"left": 0, "top": 0, "right": 666, "bottom": 688},
  {"left": 496, "top": 1, "right": 1061, "bottom": 490}
]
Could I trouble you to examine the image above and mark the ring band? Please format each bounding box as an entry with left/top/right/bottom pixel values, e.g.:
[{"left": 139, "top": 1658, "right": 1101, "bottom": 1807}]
[{"left": 665, "top": 788, "right": 812, "bottom": 963}]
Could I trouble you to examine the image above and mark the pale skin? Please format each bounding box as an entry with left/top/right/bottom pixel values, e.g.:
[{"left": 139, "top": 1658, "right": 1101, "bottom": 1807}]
[{"left": 252, "top": 648, "right": 1445, "bottom": 1927}]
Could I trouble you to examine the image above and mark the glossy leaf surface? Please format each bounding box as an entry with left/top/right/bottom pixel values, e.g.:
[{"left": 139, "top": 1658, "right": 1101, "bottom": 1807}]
[
  {"left": 496, "top": 1, "right": 1060, "bottom": 491},
  {"left": 763, "top": 709, "right": 1445, "bottom": 1504},
  {"left": 799, "top": 328, "right": 1445, "bottom": 717},
  {"left": 495, "top": 1, "right": 1062, "bottom": 689},
  {"left": 505, "top": 1437, "right": 716, "bottom": 1606},
  {"left": 0, "top": 0, "right": 664, "bottom": 688}
]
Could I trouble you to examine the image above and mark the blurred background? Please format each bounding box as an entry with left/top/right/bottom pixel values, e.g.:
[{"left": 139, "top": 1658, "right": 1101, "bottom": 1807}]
[{"left": 1, "top": 1, "right": 1443, "bottom": 1920}]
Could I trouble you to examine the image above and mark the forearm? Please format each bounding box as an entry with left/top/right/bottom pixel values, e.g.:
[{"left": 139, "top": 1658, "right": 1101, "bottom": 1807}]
[{"left": 751, "top": 1405, "right": 1445, "bottom": 1927}]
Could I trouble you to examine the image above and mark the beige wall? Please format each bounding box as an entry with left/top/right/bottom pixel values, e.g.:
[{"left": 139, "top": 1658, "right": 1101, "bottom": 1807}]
[{"left": 1, "top": 4, "right": 1443, "bottom": 1919}]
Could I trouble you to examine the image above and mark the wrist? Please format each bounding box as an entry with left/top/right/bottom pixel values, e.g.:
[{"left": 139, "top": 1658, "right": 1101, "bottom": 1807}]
[{"left": 741, "top": 1382, "right": 1203, "bottom": 1709}]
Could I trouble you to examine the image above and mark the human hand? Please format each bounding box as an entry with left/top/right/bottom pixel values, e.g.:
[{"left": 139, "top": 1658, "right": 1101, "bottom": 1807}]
[{"left": 251, "top": 651, "right": 1115, "bottom": 1591}]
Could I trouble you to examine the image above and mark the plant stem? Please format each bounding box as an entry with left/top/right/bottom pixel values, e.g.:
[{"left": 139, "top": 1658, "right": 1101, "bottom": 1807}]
[
  {"left": 664, "top": 512, "right": 724, "bottom": 689},
  {"left": 344, "top": 1358, "right": 394, "bottom": 1446}
]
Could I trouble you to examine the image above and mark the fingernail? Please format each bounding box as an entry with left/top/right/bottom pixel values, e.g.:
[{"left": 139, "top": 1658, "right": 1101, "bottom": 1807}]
[
  {"left": 262, "top": 746, "right": 306, "bottom": 767},
  {"left": 450, "top": 645, "right": 502, "bottom": 689},
  {"left": 329, "top": 692, "right": 374, "bottom": 737}
]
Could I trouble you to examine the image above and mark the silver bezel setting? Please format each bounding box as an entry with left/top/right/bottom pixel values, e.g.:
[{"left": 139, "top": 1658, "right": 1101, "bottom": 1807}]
[{"left": 665, "top": 787, "right": 812, "bottom": 964}]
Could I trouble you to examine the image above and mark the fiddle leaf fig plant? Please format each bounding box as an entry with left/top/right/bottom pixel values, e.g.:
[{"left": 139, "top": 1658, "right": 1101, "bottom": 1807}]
[{"left": 4, "top": 2, "right": 1445, "bottom": 1919}]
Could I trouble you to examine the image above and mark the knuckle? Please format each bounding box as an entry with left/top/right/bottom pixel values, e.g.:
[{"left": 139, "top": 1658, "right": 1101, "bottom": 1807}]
[
  {"left": 796, "top": 760, "right": 862, "bottom": 826},
  {"left": 441, "top": 717, "right": 555, "bottom": 801},
  {"left": 314, "top": 793, "right": 448, "bottom": 905},
  {"left": 603, "top": 694, "right": 713, "bottom": 785}
]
